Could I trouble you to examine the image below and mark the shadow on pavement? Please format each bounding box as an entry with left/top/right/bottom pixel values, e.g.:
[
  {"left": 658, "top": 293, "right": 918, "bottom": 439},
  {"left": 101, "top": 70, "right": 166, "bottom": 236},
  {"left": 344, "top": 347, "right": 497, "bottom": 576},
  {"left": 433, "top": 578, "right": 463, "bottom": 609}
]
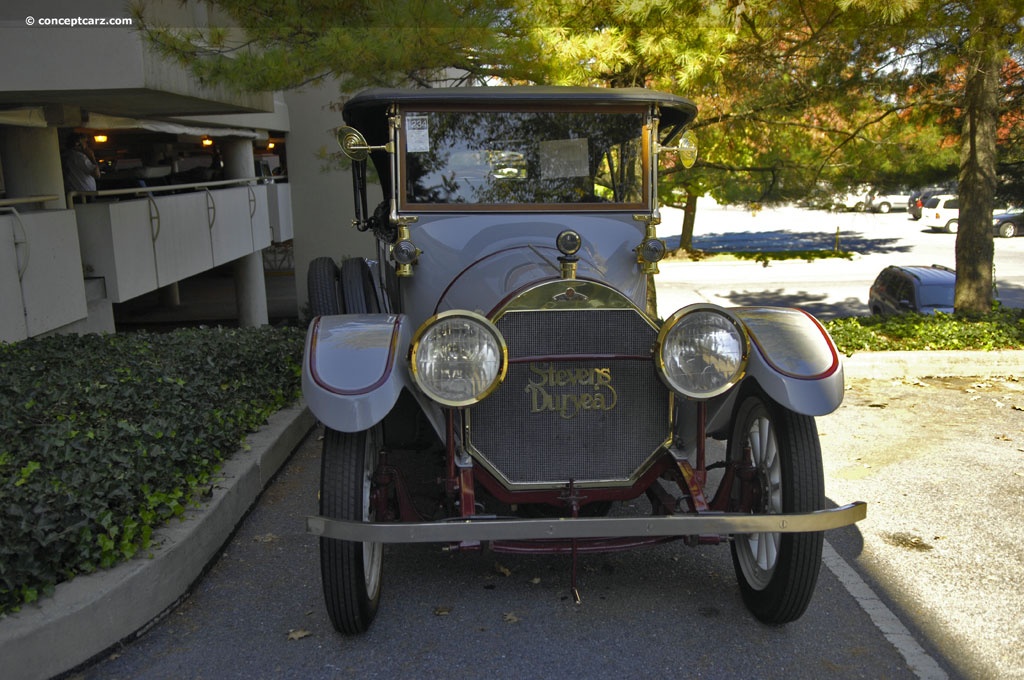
[
  {"left": 662, "top": 230, "right": 913, "bottom": 255},
  {"left": 721, "top": 288, "right": 868, "bottom": 319}
]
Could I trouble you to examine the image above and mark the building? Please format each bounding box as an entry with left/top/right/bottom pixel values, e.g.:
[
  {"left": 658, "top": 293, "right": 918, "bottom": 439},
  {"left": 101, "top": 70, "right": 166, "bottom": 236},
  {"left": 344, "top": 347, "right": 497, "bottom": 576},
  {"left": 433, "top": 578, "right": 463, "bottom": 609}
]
[{"left": 0, "top": 0, "right": 370, "bottom": 342}]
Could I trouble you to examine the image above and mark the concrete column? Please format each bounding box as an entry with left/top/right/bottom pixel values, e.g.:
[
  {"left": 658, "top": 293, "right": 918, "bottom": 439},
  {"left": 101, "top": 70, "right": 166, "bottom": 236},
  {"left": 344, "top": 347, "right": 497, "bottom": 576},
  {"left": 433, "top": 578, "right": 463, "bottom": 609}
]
[
  {"left": 0, "top": 127, "right": 66, "bottom": 209},
  {"left": 219, "top": 137, "right": 268, "bottom": 327},
  {"left": 158, "top": 282, "right": 181, "bottom": 308}
]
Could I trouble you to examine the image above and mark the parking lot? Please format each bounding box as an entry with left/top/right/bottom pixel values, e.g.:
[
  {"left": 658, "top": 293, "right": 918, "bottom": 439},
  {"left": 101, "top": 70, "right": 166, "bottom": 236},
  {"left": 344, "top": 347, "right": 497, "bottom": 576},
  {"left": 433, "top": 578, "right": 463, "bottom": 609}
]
[{"left": 655, "top": 203, "right": 1024, "bottom": 319}]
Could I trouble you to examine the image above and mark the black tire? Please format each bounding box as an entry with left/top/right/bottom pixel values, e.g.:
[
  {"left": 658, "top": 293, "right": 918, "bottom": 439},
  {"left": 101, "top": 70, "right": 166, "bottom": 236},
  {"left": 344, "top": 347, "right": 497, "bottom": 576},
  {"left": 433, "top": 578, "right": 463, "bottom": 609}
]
[
  {"left": 308, "top": 257, "right": 341, "bottom": 316},
  {"left": 308, "top": 257, "right": 380, "bottom": 316},
  {"left": 727, "top": 390, "right": 824, "bottom": 624},
  {"left": 998, "top": 222, "right": 1017, "bottom": 238},
  {"left": 341, "top": 258, "right": 380, "bottom": 314},
  {"left": 320, "top": 425, "right": 384, "bottom": 634}
]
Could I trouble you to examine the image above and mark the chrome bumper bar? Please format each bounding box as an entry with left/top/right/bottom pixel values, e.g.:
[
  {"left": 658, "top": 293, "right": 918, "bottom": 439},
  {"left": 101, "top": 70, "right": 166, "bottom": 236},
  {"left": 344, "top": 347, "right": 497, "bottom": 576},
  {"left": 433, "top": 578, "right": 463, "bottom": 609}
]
[{"left": 307, "top": 501, "right": 866, "bottom": 543}]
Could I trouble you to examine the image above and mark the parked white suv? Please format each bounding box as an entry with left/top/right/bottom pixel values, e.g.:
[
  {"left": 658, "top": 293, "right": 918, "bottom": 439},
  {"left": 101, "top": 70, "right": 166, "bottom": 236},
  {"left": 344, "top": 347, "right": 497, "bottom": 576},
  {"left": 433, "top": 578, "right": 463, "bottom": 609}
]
[
  {"left": 867, "top": 188, "right": 913, "bottom": 213},
  {"left": 922, "top": 194, "right": 959, "bottom": 233}
]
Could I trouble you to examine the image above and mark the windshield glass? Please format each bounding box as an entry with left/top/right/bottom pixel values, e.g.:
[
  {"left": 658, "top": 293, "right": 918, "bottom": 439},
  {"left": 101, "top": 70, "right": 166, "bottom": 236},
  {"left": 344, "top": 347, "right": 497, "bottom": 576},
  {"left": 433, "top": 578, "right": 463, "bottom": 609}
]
[{"left": 401, "top": 109, "right": 647, "bottom": 209}]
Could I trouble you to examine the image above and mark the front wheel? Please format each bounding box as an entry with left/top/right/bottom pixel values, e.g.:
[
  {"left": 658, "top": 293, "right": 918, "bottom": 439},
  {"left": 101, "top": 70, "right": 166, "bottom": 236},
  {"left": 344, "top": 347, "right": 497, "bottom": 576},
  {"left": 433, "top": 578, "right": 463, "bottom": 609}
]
[
  {"left": 320, "top": 425, "right": 384, "bottom": 634},
  {"left": 728, "top": 391, "right": 824, "bottom": 624},
  {"left": 998, "top": 222, "right": 1017, "bottom": 238},
  {"left": 876, "top": 202, "right": 891, "bottom": 214}
]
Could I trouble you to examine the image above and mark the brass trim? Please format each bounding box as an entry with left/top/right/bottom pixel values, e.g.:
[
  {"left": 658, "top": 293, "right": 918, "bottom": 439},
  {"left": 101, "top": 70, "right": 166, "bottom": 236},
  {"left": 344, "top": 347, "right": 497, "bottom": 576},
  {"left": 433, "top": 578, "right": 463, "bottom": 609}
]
[
  {"left": 653, "top": 303, "right": 750, "bottom": 400},
  {"left": 409, "top": 310, "right": 509, "bottom": 407},
  {"left": 491, "top": 280, "right": 658, "bottom": 326},
  {"left": 463, "top": 284, "right": 672, "bottom": 490},
  {"left": 395, "top": 105, "right": 652, "bottom": 213}
]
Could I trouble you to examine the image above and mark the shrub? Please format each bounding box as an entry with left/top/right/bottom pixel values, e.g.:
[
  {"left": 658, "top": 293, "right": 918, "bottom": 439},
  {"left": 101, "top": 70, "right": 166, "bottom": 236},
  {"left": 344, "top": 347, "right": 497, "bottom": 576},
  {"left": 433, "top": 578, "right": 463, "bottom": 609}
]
[
  {"left": 0, "top": 326, "right": 304, "bottom": 615},
  {"left": 825, "top": 308, "right": 1024, "bottom": 353}
]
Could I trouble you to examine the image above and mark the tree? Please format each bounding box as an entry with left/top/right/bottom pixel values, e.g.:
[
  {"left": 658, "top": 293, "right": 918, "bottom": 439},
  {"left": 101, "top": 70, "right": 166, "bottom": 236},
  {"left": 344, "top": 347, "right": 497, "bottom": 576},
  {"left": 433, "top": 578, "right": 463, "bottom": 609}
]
[
  {"left": 136, "top": 0, "right": 1024, "bottom": 311},
  {"left": 878, "top": 0, "right": 1024, "bottom": 314},
  {"left": 132, "top": 0, "right": 536, "bottom": 91}
]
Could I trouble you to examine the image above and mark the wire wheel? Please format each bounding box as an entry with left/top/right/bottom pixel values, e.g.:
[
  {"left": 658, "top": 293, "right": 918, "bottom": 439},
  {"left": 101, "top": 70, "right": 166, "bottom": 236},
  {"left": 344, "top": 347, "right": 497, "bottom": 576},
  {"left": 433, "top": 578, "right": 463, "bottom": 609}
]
[{"left": 728, "top": 390, "right": 825, "bottom": 624}]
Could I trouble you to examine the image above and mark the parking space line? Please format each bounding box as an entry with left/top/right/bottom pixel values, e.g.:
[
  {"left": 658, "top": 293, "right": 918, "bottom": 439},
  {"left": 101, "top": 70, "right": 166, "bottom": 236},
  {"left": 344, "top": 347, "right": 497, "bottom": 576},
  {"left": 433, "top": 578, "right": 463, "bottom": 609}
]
[{"left": 822, "top": 541, "right": 948, "bottom": 680}]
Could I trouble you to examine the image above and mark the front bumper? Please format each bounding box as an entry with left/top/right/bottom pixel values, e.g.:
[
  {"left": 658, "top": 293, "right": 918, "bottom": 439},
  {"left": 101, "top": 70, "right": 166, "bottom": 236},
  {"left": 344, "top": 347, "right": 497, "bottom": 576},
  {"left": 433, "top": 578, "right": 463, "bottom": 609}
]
[{"left": 307, "top": 501, "right": 866, "bottom": 543}]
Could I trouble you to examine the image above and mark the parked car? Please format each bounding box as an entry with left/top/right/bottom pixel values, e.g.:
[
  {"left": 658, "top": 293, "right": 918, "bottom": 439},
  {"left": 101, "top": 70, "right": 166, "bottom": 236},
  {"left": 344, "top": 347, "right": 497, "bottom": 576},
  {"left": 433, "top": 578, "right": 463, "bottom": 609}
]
[
  {"left": 908, "top": 185, "right": 955, "bottom": 220},
  {"left": 993, "top": 208, "right": 1024, "bottom": 238},
  {"left": 832, "top": 184, "right": 870, "bottom": 211},
  {"left": 867, "top": 188, "right": 912, "bottom": 213},
  {"left": 923, "top": 194, "right": 1011, "bottom": 234},
  {"left": 922, "top": 194, "right": 960, "bottom": 232},
  {"left": 868, "top": 265, "right": 956, "bottom": 315},
  {"left": 303, "top": 86, "right": 864, "bottom": 634}
]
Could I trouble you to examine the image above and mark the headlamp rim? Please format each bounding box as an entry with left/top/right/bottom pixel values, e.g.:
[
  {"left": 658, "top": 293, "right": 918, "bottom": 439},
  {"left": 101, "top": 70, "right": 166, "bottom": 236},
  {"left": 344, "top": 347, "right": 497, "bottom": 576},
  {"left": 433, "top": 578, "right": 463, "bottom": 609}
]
[
  {"left": 654, "top": 303, "right": 749, "bottom": 400},
  {"left": 409, "top": 310, "right": 509, "bottom": 407}
]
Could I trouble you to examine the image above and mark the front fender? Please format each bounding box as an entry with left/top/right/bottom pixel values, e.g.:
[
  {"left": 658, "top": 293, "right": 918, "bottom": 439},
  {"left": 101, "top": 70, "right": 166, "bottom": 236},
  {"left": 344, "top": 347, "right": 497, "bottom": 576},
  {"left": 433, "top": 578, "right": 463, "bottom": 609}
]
[
  {"left": 302, "top": 314, "right": 413, "bottom": 432},
  {"left": 733, "top": 307, "right": 844, "bottom": 416}
]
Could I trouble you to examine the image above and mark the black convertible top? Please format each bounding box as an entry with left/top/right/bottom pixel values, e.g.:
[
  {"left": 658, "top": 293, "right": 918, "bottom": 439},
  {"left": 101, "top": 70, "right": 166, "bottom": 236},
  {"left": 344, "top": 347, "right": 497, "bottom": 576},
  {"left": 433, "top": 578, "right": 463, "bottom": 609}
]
[{"left": 342, "top": 86, "right": 698, "bottom": 144}]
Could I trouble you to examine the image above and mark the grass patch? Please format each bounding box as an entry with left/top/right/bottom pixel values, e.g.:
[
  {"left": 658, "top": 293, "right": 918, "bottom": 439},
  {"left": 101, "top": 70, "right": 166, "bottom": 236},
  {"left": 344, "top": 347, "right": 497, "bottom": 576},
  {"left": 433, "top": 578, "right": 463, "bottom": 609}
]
[
  {"left": 668, "top": 248, "right": 854, "bottom": 266},
  {"left": 0, "top": 326, "right": 304, "bottom": 616}
]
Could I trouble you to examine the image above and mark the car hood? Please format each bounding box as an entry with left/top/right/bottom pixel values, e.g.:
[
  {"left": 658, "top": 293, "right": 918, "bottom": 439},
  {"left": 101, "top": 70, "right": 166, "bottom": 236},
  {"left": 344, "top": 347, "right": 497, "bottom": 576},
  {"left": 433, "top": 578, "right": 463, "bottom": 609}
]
[{"left": 402, "top": 213, "right": 648, "bottom": 327}]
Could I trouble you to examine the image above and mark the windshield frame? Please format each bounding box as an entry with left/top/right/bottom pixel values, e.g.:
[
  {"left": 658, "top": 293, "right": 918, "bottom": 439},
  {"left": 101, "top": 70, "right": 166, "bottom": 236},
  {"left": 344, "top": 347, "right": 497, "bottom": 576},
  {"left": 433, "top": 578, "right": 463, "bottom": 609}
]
[{"left": 395, "top": 103, "right": 653, "bottom": 213}]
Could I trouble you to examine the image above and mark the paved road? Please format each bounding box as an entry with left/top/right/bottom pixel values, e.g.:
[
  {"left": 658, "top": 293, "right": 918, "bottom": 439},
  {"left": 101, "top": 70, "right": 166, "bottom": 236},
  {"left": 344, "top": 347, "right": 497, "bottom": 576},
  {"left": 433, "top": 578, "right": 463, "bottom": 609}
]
[
  {"left": 655, "top": 205, "right": 1024, "bottom": 319},
  {"left": 77, "top": 425, "right": 948, "bottom": 680}
]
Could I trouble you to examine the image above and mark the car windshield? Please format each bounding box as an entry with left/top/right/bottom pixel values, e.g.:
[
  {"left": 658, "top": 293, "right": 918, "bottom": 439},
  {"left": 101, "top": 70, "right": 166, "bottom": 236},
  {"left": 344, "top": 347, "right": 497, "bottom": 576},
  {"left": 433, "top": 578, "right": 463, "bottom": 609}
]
[
  {"left": 401, "top": 109, "right": 647, "bottom": 209},
  {"left": 919, "top": 283, "right": 955, "bottom": 308}
]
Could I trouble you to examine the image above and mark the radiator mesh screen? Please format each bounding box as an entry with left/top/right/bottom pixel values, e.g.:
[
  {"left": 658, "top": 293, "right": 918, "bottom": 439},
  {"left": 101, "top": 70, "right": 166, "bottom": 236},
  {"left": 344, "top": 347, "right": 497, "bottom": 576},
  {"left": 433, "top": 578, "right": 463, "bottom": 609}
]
[{"left": 469, "top": 309, "right": 670, "bottom": 487}]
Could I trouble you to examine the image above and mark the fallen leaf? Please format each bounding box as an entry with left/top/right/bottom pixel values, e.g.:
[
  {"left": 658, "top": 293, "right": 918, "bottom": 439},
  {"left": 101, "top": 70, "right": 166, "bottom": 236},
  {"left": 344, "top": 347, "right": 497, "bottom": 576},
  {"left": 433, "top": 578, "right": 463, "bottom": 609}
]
[
  {"left": 529, "top": 577, "right": 541, "bottom": 585},
  {"left": 494, "top": 562, "right": 512, "bottom": 577},
  {"left": 434, "top": 606, "right": 452, "bottom": 616},
  {"left": 503, "top": 612, "right": 520, "bottom": 623},
  {"left": 253, "top": 533, "right": 278, "bottom": 543},
  {"left": 286, "top": 629, "right": 311, "bottom": 641}
]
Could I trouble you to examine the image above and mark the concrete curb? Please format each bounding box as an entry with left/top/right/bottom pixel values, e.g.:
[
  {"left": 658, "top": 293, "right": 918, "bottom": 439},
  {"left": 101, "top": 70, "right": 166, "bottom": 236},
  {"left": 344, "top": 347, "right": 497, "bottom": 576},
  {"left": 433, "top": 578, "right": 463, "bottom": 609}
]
[
  {"left": 842, "top": 349, "right": 1024, "bottom": 380},
  {"left": 0, "top": 403, "right": 315, "bottom": 680}
]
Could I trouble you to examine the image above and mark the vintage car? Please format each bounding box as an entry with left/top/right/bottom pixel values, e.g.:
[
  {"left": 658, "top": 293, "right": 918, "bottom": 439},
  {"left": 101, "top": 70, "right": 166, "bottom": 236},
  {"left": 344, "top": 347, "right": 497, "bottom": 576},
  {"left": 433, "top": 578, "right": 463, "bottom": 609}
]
[{"left": 302, "top": 86, "right": 865, "bottom": 634}]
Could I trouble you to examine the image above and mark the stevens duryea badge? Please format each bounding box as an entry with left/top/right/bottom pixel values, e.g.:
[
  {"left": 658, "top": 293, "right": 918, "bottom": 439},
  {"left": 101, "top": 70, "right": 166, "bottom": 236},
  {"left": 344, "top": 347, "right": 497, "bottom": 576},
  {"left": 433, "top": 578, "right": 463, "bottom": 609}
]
[{"left": 524, "top": 362, "right": 618, "bottom": 419}]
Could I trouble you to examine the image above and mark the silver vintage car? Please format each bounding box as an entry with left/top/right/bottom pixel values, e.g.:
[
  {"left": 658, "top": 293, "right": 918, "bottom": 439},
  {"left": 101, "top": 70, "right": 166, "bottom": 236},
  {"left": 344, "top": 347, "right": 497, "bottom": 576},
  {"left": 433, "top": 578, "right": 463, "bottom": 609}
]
[{"left": 302, "top": 86, "right": 865, "bottom": 634}]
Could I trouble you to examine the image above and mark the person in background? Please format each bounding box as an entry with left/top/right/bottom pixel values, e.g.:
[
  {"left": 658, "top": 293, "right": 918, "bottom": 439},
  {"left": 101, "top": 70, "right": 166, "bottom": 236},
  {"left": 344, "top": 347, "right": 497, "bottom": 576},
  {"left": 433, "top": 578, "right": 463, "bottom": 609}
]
[{"left": 61, "top": 133, "right": 101, "bottom": 197}]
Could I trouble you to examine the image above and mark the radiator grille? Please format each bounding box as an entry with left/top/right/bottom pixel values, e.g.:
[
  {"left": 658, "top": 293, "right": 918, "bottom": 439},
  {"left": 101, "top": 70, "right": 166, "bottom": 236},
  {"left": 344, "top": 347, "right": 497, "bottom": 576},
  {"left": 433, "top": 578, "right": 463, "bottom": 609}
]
[{"left": 469, "top": 308, "right": 671, "bottom": 488}]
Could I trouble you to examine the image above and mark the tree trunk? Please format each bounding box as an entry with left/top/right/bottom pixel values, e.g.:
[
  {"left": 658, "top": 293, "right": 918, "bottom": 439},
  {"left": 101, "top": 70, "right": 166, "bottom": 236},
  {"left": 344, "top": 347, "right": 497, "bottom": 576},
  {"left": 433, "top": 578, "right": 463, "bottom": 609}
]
[
  {"left": 679, "top": 190, "right": 698, "bottom": 252},
  {"left": 954, "top": 12, "right": 1001, "bottom": 316}
]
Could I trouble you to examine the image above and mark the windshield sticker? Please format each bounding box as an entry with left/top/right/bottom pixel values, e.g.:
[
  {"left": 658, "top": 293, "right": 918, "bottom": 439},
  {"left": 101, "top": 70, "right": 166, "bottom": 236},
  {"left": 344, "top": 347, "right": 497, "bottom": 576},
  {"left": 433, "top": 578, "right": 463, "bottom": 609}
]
[
  {"left": 539, "top": 138, "right": 589, "bottom": 178},
  {"left": 406, "top": 114, "right": 430, "bottom": 153}
]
